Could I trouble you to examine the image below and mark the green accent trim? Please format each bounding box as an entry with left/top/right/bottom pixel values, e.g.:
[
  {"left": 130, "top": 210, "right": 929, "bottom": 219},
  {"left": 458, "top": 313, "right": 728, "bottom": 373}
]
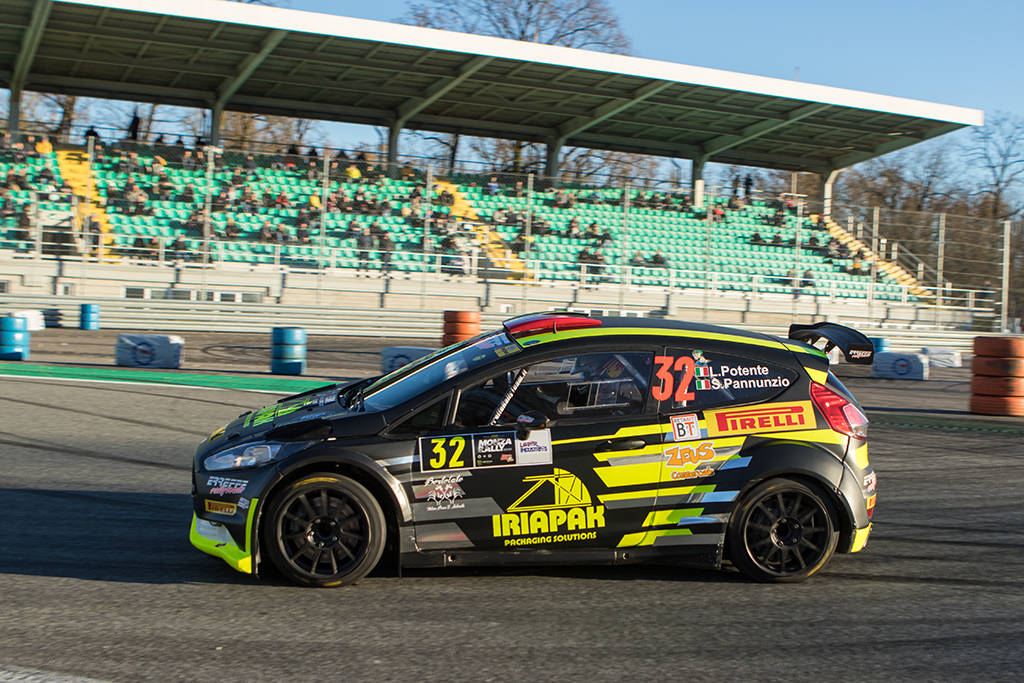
[
  {"left": 518, "top": 327, "right": 820, "bottom": 356},
  {"left": 188, "top": 499, "right": 259, "bottom": 574},
  {"left": 0, "top": 362, "right": 332, "bottom": 393}
]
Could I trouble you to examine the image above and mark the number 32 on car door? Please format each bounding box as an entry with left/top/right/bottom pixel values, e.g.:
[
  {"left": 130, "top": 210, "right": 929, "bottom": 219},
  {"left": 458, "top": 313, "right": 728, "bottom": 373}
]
[
  {"left": 420, "top": 435, "right": 473, "bottom": 472},
  {"left": 652, "top": 355, "right": 695, "bottom": 405}
]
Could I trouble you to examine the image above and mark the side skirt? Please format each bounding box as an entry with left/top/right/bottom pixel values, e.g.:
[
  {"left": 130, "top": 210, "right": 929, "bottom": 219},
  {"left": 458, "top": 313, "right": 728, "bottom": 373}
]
[{"left": 400, "top": 545, "right": 721, "bottom": 570}]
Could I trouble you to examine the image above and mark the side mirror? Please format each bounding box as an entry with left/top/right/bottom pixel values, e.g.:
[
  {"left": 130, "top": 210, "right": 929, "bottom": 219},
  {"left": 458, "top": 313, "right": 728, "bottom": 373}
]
[{"left": 515, "top": 410, "right": 549, "bottom": 440}]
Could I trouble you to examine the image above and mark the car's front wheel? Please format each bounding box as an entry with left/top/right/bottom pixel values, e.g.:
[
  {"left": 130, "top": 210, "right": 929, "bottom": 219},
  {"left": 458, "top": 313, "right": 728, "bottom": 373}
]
[
  {"left": 727, "top": 477, "right": 839, "bottom": 583},
  {"left": 264, "top": 473, "right": 386, "bottom": 587}
]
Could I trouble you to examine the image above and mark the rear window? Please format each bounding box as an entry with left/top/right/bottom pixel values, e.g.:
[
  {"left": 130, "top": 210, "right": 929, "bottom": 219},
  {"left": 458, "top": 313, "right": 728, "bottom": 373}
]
[{"left": 656, "top": 347, "right": 798, "bottom": 411}]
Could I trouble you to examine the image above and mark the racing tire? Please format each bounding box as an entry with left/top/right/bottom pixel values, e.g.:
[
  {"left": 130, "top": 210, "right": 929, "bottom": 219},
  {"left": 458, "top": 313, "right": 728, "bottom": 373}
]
[
  {"left": 727, "top": 478, "right": 839, "bottom": 583},
  {"left": 443, "top": 321, "right": 481, "bottom": 336},
  {"left": 971, "top": 375, "right": 1024, "bottom": 397},
  {"left": 969, "top": 394, "right": 1024, "bottom": 417},
  {"left": 972, "top": 356, "right": 1024, "bottom": 378},
  {"left": 444, "top": 310, "right": 481, "bottom": 323},
  {"left": 264, "top": 473, "right": 386, "bottom": 587},
  {"left": 973, "top": 336, "right": 1024, "bottom": 358}
]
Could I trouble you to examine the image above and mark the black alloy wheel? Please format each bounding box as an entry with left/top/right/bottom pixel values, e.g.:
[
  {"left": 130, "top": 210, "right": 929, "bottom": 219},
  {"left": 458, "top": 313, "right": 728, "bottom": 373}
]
[
  {"left": 727, "top": 478, "right": 839, "bottom": 583},
  {"left": 264, "top": 473, "right": 386, "bottom": 587}
]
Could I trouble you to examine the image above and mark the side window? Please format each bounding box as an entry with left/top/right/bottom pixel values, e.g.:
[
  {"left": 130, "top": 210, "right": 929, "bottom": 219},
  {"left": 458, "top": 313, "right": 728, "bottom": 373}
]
[
  {"left": 654, "top": 347, "right": 797, "bottom": 411},
  {"left": 388, "top": 395, "right": 449, "bottom": 436},
  {"left": 454, "top": 351, "right": 653, "bottom": 427}
]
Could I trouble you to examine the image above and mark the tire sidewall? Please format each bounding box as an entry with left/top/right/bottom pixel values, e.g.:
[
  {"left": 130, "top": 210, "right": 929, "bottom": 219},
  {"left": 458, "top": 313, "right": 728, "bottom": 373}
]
[
  {"left": 727, "top": 477, "right": 839, "bottom": 583},
  {"left": 264, "top": 473, "right": 386, "bottom": 587}
]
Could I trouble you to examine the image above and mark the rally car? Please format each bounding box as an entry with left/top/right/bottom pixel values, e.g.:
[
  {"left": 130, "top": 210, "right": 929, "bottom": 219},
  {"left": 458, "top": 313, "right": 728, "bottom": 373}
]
[{"left": 190, "top": 313, "right": 877, "bottom": 586}]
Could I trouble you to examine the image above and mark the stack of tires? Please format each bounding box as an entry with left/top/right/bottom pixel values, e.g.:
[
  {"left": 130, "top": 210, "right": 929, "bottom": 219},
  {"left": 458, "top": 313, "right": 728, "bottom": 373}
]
[
  {"left": 442, "top": 311, "right": 481, "bottom": 347},
  {"left": 970, "top": 336, "right": 1024, "bottom": 417}
]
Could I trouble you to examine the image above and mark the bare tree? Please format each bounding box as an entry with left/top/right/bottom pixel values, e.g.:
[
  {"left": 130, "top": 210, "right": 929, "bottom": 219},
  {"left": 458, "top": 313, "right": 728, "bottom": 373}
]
[
  {"left": 965, "top": 112, "right": 1024, "bottom": 220},
  {"left": 401, "top": 0, "right": 632, "bottom": 175}
]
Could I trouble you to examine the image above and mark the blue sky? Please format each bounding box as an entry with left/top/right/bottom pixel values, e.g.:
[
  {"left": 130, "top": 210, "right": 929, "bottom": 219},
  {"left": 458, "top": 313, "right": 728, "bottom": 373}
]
[{"left": 288, "top": 0, "right": 1022, "bottom": 116}]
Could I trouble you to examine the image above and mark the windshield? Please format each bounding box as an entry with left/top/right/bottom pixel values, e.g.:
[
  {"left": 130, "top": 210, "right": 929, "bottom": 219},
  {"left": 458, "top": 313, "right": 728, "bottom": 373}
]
[{"left": 360, "top": 331, "right": 521, "bottom": 412}]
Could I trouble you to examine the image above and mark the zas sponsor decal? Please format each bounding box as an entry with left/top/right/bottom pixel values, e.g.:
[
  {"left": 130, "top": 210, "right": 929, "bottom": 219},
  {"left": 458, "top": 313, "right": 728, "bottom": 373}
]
[
  {"left": 207, "top": 475, "right": 247, "bottom": 495},
  {"left": 663, "top": 441, "right": 716, "bottom": 480},
  {"left": 705, "top": 400, "right": 814, "bottom": 436},
  {"left": 669, "top": 413, "right": 702, "bottom": 441},
  {"left": 423, "top": 474, "right": 466, "bottom": 512},
  {"left": 205, "top": 499, "right": 237, "bottom": 515},
  {"left": 492, "top": 468, "right": 605, "bottom": 547}
]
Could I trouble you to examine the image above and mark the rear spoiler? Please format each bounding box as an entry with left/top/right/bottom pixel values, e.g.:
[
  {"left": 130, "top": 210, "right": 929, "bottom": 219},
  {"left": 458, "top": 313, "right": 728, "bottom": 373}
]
[{"left": 788, "top": 322, "right": 875, "bottom": 365}]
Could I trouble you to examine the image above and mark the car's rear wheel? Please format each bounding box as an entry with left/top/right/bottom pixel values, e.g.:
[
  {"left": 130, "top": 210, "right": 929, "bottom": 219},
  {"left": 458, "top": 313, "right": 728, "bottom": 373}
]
[
  {"left": 727, "top": 477, "right": 838, "bottom": 583},
  {"left": 264, "top": 473, "right": 386, "bottom": 587}
]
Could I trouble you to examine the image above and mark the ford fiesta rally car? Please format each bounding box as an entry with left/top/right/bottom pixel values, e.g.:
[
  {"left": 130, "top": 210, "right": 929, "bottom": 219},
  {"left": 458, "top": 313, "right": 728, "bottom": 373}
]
[{"left": 190, "top": 313, "right": 877, "bottom": 586}]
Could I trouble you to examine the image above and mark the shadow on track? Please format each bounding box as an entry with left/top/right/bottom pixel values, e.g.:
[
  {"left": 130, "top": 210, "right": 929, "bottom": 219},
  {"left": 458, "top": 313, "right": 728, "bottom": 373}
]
[{"left": 0, "top": 487, "right": 249, "bottom": 585}]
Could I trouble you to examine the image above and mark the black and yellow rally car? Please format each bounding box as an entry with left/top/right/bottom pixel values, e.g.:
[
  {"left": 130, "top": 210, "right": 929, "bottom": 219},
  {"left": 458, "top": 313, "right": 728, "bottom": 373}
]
[{"left": 190, "top": 313, "right": 877, "bottom": 585}]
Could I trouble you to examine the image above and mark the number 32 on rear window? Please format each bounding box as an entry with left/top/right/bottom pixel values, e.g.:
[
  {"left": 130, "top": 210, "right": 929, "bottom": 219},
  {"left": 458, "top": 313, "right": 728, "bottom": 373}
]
[{"left": 652, "top": 355, "right": 695, "bottom": 403}]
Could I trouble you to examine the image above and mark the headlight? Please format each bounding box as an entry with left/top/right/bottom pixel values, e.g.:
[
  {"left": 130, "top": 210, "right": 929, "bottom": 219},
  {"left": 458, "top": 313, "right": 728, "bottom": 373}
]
[{"left": 204, "top": 443, "right": 283, "bottom": 471}]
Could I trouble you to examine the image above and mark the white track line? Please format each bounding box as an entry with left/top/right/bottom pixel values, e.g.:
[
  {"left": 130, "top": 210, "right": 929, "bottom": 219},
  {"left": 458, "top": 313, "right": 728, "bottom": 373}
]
[{"left": 0, "top": 665, "right": 108, "bottom": 682}]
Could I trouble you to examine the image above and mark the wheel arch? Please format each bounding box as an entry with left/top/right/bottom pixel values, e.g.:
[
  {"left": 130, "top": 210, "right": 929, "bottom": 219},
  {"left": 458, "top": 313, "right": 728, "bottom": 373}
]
[
  {"left": 252, "top": 449, "right": 411, "bottom": 576},
  {"left": 730, "top": 440, "right": 856, "bottom": 551}
]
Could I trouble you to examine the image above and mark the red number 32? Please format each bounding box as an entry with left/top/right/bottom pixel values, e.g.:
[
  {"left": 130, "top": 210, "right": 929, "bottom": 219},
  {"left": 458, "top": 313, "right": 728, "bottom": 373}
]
[{"left": 652, "top": 355, "right": 695, "bottom": 403}]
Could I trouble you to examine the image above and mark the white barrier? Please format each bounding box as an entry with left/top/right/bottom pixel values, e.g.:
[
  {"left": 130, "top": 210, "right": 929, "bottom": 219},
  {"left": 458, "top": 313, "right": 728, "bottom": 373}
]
[
  {"left": 115, "top": 334, "right": 185, "bottom": 369},
  {"left": 9, "top": 310, "right": 45, "bottom": 331},
  {"left": 381, "top": 346, "right": 436, "bottom": 374},
  {"left": 920, "top": 347, "right": 963, "bottom": 368},
  {"left": 872, "top": 352, "right": 929, "bottom": 380}
]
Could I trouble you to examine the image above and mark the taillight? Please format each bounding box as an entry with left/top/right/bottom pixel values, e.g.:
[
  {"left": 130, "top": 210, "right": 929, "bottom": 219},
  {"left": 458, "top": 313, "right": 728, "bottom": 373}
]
[{"left": 810, "top": 383, "right": 868, "bottom": 439}]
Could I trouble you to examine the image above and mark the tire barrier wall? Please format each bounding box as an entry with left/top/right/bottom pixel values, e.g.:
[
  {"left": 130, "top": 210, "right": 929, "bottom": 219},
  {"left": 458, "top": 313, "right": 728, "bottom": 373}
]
[
  {"left": 920, "top": 347, "right": 963, "bottom": 368},
  {"left": 381, "top": 346, "right": 436, "bottom": 374},
  {"left": 0, "top": 315, "right": 29, "bottom": 360},
  {"left": 80, "top": 303, "right": 100, "bottom": 330},
  {"left": 114, "top": 334, "right": 184, "bottom": 369},
  {"left": 871, "top": 352, "right": 929, "bottom": 380},
  {"left": 271, "top": 327, "right": 307, "bottom": 375},
  {"left": 10, "top": 310, "right": 45, "bottom": 331},
  {"left": 970, "top": 336, "right": 1024, "bottom": 417},
  {"left": 442, "top": 310, "right": 481, "bottom": 347}
]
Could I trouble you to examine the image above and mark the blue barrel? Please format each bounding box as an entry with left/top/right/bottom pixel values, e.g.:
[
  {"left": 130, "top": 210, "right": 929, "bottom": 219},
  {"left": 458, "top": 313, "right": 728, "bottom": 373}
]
[
  {"left": 271, "top": 327, "right": 306, "bottom": 375},
  {"left": 80, "top": 303, "right": 100, "bottom": 330},
  {"left": 0, "top": 316, "right": 30, "bottom": 360},
  {"left": 868, "top": 337, "right": 890, "bottom": 353}
]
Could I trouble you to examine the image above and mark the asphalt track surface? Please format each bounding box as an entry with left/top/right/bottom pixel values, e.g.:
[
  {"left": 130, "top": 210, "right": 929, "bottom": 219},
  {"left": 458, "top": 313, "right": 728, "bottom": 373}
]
[{"left": 2, "top": 375, "right": 1024, "bottom": 682}]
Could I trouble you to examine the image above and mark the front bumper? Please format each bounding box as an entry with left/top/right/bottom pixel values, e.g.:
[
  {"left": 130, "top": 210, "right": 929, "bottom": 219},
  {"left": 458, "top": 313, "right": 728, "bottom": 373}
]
[
  {"left": 849, "top": 523, "right": 871, "bottom": 553},
  {"left": 189, "top": 500, "right": 258, "bottom": 574}
]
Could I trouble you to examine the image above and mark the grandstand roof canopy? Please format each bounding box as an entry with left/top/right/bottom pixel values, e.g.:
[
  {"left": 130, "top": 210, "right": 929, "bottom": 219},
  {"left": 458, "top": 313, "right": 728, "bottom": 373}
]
[{"left": 1, "top": 0, "right": 984, "bottom": 173}]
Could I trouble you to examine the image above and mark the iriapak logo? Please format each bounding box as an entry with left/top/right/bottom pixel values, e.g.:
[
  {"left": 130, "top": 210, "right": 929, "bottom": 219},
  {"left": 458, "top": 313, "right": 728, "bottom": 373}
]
[
  {"left": 706, "top": 401, "right": 814, "bottom": 436},
  {"left": 491, "top": 468, "right": 605, "bottom": 538}
]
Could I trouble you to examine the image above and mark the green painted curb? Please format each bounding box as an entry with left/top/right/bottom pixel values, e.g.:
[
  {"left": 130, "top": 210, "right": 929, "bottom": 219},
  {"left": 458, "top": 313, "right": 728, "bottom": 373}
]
[{"left": 0, "top": 362, "right": 334, "bottom": 393}]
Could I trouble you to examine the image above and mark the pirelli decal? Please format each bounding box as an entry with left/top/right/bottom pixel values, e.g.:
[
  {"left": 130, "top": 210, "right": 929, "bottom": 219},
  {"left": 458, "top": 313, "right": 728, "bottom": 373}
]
[{"left": 705, "top": 400, "right": 815, "bottom": 437}]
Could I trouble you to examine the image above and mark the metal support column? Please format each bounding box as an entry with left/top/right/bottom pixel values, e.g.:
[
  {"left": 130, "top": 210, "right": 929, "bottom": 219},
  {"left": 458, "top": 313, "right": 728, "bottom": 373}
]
[
  {"left": 545, "top": 138, "right": 563, "bottom": 185},
  {"left": 209, "top": 106, "right": 223, "bottom": 147},
  {"left": 520, "top": 173, "right": 534, "bottom": 312},
  {"left": 691, "top": 156, "right": 707, "bottom": 209},
  {"left": 7, "top": 91, "right": 22, "bottom": 136},
  {"left": 822, "top": 168, "right": 841, "bottom": 220},
  {"left": 1000, "top": 220, "right": 1011, "bottom": 332},
  {"left": 869, "top": 206, "right": 879, "bottom": 319},
  {"left": 936, "top": 213, "right": 946, "bottom": 311},
  {"left": 387, "top": 124, "right": 401, "bottom": 178}
]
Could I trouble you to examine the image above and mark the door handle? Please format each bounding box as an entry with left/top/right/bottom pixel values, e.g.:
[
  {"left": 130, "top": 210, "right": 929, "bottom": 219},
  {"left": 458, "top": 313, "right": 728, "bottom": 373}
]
[{"left": 594, "top": 438, "right": 648, "bottom": 452}]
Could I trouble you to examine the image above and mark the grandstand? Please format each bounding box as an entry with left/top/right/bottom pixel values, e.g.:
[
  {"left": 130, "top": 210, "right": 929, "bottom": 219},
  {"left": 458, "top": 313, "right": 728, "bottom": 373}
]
[{"left": 0, "top": 0, "right": 1002, "bottom": 330}]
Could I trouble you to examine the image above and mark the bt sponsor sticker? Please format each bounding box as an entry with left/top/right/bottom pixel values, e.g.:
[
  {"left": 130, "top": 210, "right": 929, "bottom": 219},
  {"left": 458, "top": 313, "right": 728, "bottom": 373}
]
[{"left": 669, "top": 413, "right": 702, "bottom": 441}]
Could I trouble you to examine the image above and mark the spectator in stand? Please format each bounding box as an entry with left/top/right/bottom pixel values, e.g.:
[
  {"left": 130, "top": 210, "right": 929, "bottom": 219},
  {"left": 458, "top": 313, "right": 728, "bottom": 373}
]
[
  {"left": 567, "top": 217, "right": 582, "bottom": 238},
  {"left": 156, "top": 174, "right": 175, "bottom": 201},
  {"left": 306, "top": 160, "right": 320, "bottom": 183},
  {"left": 491, "top": 207, "right": 506, "bottom": 225},
  {"left": 598, "top": 229, "right": 613, "bottom": 247},
  {"left": 800, "top": 269, "right": 815, "bottom": 289},
  {"left": 806, "top": 235, "right": 821, "bottom": 251},
  {"left": 356, "top": 227, "right": 374, "bottom": 276},
  {"left": 239, "top": 186, "right": 258, "bottom": 212},
  {"left": 181, "top": 150, "right": 197, "bottom": 171},
  {"left": 124, "top": 181, "right": 148, "bottom": 215},
  {"left": 244, "top": 154, "right": 259, "bottom": 177},
  {"left": 629, "top": 251, "right": 646, "bottom": 267},
  {"left": 585, "top": 221, "right": 601, "bottom": 239},
  {"left": 345, "top": 164, "right": 362, "bottom": 182},
  {"left": 438, "top": 188, "right": 454, "bottom": 207},
  {"left": 771, "top": 233, "right": 783, "bottom": 246},
  {"left": 400, "top": 163, "right": 416, "bottom": 181},
  {"left": 589, "top": 250, "right": 608, "bottom": 284},
  {"left": 223, "top": 215, "right": 241, "bottom": 240},
  {"left": 727, "top": 195, "right": 743, "bottom": 210},
  {"left": 485, "top": 176, "right": 500, "bottom": 196},
  {"left": 343, "top": 219, "right": 359, "bottom": 238},
  {"left": 750, "top": 231, "right": 766, "bottom": 246},
  {"left": 711, "top": 204, "right": 726, "bottom": 222},
  {"left": 258, "top": 220, "right": 274, "bottom": 242},
  {"left": 132, "top": 236, "right": 154, "bottom": 259},
  {"left": 378, "top": 231, "right": 394, "bottom": 277},
  {"left": 170, "top": 234, "right": 189, "bottom": 261},
  {"left": 510, "top": 181, "right": 526, "bottom": 198},
  {"left": 731, "top": 175, "right": 740, "bottom": 197},
  {"left": 827, "top": 237, "right": 841, "bottom": 259},
  {"left": 35, "top": 136, "right": 53, "bottom": 156},
  {"left": 770, "top": 208, "right": 785, "bottom": 227},
  {"left": 180, "top": 183, "right": 195, "bottom": 204},
  {"left": 368, "top": 219, "right": 384, "bottom": 237},
  {"left": 296, "top": 222, "right": 311, "bottom": 244},
  {"left": 274, "top": 190, "right": 290, "bottom": 208},
  {"left": 273, "top": 224, "right": 290, "bottom": 242},
  {"left": 306, "top": 146, "right": 318, "bottom": 158},
  {"left": 15, "top": 207, "right": 32, "bottom": 242},
  {"left": 649, "top": 250, "right": 667, "bottom": 268},
  {"left": 743, "top": 174, "right": 753, "bottom": 199}
]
